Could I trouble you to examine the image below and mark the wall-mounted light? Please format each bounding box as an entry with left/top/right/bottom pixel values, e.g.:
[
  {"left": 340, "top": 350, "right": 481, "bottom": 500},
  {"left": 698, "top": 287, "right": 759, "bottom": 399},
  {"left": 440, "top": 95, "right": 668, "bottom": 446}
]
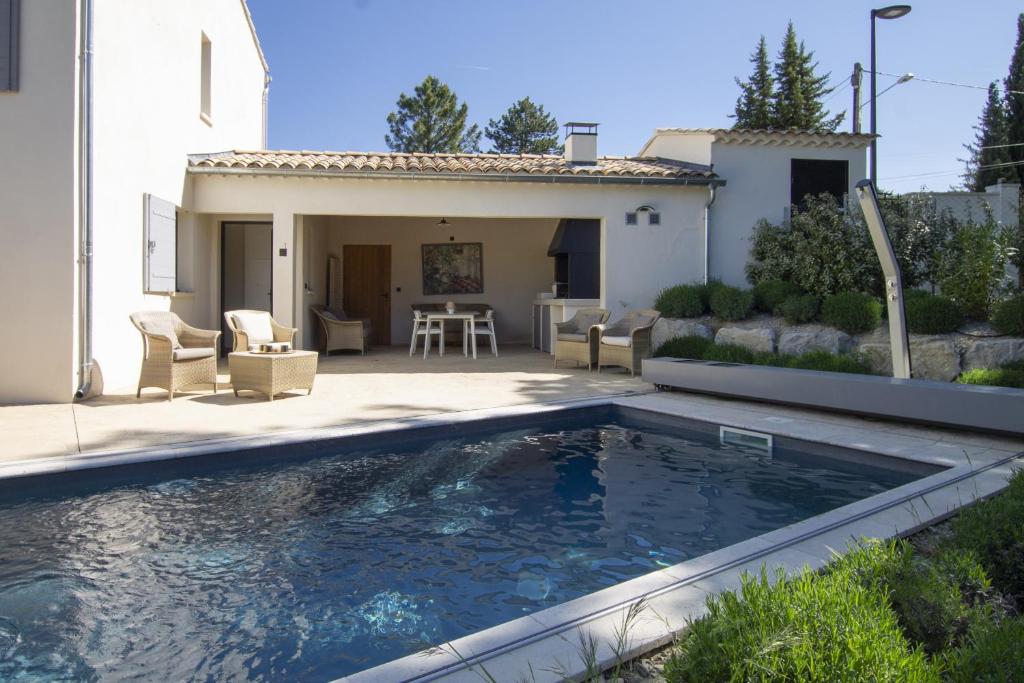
[{"left": 436, "top": 217, "right": 450, "bottom": 228}]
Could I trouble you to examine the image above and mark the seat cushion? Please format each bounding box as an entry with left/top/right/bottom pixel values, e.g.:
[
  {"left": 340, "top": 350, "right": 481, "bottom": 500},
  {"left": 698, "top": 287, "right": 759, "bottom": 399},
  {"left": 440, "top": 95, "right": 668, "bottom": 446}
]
[
  {"left": 557, "top": 332, "right": 588, "bottom": 343},
  {"left": 629, "top": 315, "right": 656, "bottom": 333},
  {"left": 172, "top": 347, "right": 216, "bottom": 361},
  {"left": 233, "top": 312, "right": 274, "bottom": 344},
  {"left": 140, "top": 319, "right": 182, "bottom": 349},
  {"left": 602, "top": 335, "right": 632, "bottom": 347},
  {"left": 320, "top": 309, "right": 340, "bottom": 321},
  {"left": 326, "top": 307, "right": 348, "bottom": 320},
  {"left": 573, "top": 312, "right": 605, "bottom": 332}
]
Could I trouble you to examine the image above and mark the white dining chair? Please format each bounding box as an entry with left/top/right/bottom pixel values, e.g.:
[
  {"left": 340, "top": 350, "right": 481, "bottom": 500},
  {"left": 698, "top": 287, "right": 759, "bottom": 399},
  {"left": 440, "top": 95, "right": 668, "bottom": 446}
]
[
  {"left": 410, "top": 310, "right": 443, "bottom": 357},
  {"left": 471, "top": 310, "right": 498, "bottom": 357}
]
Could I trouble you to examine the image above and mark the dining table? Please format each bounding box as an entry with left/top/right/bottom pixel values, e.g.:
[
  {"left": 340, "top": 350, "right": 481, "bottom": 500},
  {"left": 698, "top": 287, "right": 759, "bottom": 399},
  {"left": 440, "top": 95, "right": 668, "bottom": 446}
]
[{"left": 422, "top": 311, "right": 480, "bottom": 359}]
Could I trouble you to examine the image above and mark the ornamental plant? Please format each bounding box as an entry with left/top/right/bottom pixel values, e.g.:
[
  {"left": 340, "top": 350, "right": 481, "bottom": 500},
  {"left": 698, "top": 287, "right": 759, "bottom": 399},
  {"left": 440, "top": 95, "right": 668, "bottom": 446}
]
[
  {"left": 655, "top": 284, "right": 708, "bottom": 318},
  {"left": 820, "top": 292, "right": 882, "bottom": 334},
  {"left": 991, "top": 293, "right": 1024, "bottom": 335},
  {"left": 709, "top": 285, "right": 754, "bottom": 321},
  {"left": 903, "top": 290, "right": 963, "bottom": 334}
]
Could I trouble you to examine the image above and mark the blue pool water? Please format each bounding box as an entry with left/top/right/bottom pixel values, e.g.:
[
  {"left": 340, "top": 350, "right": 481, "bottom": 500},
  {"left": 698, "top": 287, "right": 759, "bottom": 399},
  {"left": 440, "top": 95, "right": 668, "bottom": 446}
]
[{"left": 0, "top": 407, "right": 930, "bottom": 680}]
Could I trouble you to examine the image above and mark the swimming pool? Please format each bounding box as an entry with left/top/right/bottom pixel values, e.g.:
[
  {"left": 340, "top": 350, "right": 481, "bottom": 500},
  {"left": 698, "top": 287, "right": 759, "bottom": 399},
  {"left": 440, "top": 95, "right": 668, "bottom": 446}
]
[{"left": 0, "top": 405, "right": 935, "bottom": 680}]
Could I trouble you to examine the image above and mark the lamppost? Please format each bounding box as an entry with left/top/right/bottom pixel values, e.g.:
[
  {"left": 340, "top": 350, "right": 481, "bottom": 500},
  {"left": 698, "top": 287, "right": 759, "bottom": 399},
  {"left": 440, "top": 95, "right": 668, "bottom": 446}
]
[{"left": 870, "top": 4, "right": 912, "bottom": 184}]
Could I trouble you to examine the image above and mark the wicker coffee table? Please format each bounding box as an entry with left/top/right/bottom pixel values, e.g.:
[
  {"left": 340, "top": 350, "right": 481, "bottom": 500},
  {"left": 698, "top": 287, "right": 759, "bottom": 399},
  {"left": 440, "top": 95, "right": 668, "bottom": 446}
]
[{"left": 228, "top": 350, "right": 318, "bottom": 401}]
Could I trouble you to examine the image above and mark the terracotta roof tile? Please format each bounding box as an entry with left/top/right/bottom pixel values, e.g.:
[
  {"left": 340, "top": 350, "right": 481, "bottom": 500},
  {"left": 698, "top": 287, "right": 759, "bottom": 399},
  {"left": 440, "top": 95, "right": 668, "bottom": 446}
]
[{"left": 187, "top": 150, "right": 719, "bottom": 184}]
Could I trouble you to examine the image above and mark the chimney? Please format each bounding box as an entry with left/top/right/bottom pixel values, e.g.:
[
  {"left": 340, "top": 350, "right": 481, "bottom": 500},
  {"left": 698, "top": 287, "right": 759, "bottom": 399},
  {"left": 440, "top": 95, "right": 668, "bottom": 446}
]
[{"left": 564, "top": 122, "right": 598, "bottom": 164}]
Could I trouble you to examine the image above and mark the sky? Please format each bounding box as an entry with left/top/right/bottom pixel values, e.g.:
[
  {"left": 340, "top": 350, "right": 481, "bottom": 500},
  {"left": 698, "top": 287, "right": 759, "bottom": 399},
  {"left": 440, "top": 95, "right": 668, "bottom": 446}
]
[{"left": 246, "top": 0, "right": 1022, "bottom": 194}]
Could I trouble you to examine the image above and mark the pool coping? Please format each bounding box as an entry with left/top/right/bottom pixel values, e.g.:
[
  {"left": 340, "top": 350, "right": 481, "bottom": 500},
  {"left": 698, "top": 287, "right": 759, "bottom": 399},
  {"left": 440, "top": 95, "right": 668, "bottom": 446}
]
[
  {"left": 336, "top": 392, "right": 1024, "bottom": 683},
  {"left": 5, "top": 390, "right": 1022, "bottom": 682}
]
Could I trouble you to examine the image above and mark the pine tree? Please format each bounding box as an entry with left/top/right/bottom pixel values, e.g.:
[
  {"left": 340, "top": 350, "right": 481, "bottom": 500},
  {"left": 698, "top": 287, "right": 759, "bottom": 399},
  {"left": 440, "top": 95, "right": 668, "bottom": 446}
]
[
  {"left": 733, "top": 36, "right": 775, "bottom": 129},
  {"left": 385, "top": 75, "right": 481, "bottom": 153},
  {"left": 771, "top": 22, "right": 845, "bottom": 132},
  {"left": 962, "top": 83, "right": 1011, "bottom": 191},
  {"left": 484, "top": 97, "right": 562, "bottom": 154},
  {"left": 1004, "top": 13, "right": 1024, "bottom": 185}
]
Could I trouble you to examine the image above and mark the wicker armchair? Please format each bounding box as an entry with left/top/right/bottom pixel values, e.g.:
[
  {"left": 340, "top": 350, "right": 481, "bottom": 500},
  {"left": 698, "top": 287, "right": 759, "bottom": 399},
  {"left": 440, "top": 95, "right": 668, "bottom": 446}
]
[
  {"left": 224, "top": 309, "right": 297, "bottom": 352},
  {"left": 595, "top": 309, "right": 661, "bottom": 376},
  {"left": 311, "top": 305, "right": 372, "bottom": 355},
  {"left": 553, "top": 307, "right": 609, "bottom": 370},
  {"left": 129, "top": 311, "right": 221, "bottom": 400}
]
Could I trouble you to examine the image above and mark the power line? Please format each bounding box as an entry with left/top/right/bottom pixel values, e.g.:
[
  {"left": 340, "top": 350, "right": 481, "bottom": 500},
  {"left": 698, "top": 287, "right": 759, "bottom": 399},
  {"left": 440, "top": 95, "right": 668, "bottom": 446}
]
[
  {"left": 875, "top": 70, "right": 1024, "bottom": 96},
  {"left": 881, "top": 158, "right": 1024, "bottom": 182}
]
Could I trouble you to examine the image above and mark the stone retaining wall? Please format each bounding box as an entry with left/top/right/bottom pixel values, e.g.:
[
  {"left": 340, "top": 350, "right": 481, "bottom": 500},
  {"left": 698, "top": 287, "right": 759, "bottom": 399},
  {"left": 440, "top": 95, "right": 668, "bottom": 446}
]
[{"left": 652, "top": 315, "right": 1024, "bottom": 382}]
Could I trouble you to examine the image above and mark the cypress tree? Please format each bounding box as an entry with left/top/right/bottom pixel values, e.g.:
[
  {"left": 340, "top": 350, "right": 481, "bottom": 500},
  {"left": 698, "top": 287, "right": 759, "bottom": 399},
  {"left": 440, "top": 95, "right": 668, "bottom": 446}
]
[
  {"left": 962, "top": 83, "right": 1011, "bottom": 191},
  {"left": 771, "top": 22, "right": 845, "bottom": 132},
  {"left": 733, "top": 36, "right": 775, "bottom": 129},
  {"left": 385, "top": 75, "right": 481, "bottom": 153},
  {"left": 1003, "top": 13, "right": 1024, "bottom": 185}
]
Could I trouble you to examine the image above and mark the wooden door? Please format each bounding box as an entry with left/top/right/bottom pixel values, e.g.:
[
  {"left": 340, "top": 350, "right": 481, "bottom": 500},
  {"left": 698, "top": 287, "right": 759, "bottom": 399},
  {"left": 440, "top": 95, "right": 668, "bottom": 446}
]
[
  {"left": 343, "top": 245, "right": 391, "bottom": 346},
  {"left": 243, "top": 225, "right": 273, "bottom": 311}
]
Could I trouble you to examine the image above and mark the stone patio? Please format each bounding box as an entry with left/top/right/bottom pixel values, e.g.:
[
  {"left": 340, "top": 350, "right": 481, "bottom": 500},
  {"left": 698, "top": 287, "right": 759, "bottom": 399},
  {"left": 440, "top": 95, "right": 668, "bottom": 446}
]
[{"left": 0, "top": 345, "right": 646, "bottom": 463}]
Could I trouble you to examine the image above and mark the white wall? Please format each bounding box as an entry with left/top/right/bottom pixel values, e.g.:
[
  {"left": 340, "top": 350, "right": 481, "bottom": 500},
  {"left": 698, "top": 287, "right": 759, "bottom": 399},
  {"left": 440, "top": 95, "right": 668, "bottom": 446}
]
[
  {"left": 318, "top": 216, "right": 558, "bottom": 345},
  {"left": 708, "top": 142, "right": 868, "bottom": 286},
  {"left": 0, "top": 1, "right": 79, "bottom": 404},
  {"left": 191, "top": 175, "right": 712, "bottom": 345},
  {"left": 914, "top": 183, "right": 1020, "bottom": 227},
  {"left": 88, "top": 0, "right": 266, "bottom": 394}
]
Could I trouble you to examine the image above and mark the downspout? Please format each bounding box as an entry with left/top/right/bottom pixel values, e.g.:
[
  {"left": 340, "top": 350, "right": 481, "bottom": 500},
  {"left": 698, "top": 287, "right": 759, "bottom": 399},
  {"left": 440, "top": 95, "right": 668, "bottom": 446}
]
[
  {"left": 261, "top": 73, "right": 271, "bottom": 148},
  {"left": 702, "top": 183, "right": 717, "bottom": 284},
  {"left": 75, "top": 0, "right": 95, "bottom": 400}
]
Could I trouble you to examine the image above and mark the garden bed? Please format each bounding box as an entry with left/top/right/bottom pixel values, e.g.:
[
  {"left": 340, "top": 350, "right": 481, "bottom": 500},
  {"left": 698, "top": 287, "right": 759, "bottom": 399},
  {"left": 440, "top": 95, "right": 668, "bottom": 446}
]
[{"left": 606, "top": 470, "right": 1024, "bottom": 683}]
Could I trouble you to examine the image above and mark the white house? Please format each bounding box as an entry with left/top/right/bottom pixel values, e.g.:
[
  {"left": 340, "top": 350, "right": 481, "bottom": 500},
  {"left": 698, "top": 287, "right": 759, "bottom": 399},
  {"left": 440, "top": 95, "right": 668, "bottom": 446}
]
[{"left": 0, "top": 0, "right": 871, "bottom": 405}]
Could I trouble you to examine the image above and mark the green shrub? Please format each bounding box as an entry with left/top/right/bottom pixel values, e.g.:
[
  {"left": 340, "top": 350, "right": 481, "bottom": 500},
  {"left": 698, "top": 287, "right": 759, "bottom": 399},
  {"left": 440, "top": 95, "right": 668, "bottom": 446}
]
[
  {"left": 778, "top": 293, "right": 820, "bottom": 325},
  {"left": 940, "top": 616, "right": 1024, "bottom": 683},
  {"left": 938, "top": 217, "right": 1013, "bottom": 320},
  {"left": 904, "top": 290, "right": 963, "bottom": 334},
  {"left": 709, "top": 285, "right": 754, "bottom": 321},
  {"left": 956, "top": 366, "right": 1024, "bottom": 389},
  {"left": 821, "top": 292, "right": 883, "bottom": 334},
  {"left": 752, "top": 279, "right": 802, "bottom": 313},
  {"left": 945, "top": 470, "right": 1024, "bottom": 602},
  {"left": 787, "top": 350, "right": 872, "bottom": 375},
  {"left": 991, "top": 294, "right": 1024, "bottom": 336},
  {"left": 653, "top": 335, "right": 714, "bottom": 359},
  {"left": 703, "top": 343, "right": 755, "bottom": 364},
  {"left": 664, "top": 546, "right": 938, "bottom": 683},
  {"left": 654, "top": 284, "right": 708, "bottom": 319},
  {"left": 753, "top": 351, "right": 794, "bottom": 367}
]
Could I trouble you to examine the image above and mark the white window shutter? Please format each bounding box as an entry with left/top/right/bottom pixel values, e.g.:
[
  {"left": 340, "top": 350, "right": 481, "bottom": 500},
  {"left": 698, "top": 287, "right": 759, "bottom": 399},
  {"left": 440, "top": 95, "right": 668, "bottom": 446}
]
[{"left": 143, "top": 194, "right": 177, "bottom": 293}]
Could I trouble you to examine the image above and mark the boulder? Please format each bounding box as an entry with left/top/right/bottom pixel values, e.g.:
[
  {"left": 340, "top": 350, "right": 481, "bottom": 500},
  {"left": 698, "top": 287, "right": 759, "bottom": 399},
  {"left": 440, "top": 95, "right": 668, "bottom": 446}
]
[
  {"left": 962, "top": 338, "right": 1024, "bottom": 371},
  {"left": 778, "top": 326, "right": 853, "bottom": 356},
  {"left": 855, "top": 336, "right": 961, "bottom": 381},
  {"left": 652, "top": 318, "right": 713, "bottom": 350},
  {"left": 715, "top": 326, "right": 775, "bottom": 353},
  {"left": 910, "top": 337, "right": 961, "bottom": 382}
]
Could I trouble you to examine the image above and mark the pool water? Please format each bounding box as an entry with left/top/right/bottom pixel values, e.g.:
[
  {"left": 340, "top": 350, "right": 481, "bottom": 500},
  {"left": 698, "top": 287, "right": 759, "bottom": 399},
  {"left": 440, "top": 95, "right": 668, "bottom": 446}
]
[{"left": 0, "top": 408, "right": 928, "bottom": 680}]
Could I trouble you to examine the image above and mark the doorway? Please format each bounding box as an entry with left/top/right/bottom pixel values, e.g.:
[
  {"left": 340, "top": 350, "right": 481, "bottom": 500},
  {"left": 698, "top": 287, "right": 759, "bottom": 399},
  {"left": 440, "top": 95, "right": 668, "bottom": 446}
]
[
  {"left": 222, "top": 222, "right": 273, "bottom": 351},
  {"left": 343, "top": 244, "right": 391, "bottom": 346}
]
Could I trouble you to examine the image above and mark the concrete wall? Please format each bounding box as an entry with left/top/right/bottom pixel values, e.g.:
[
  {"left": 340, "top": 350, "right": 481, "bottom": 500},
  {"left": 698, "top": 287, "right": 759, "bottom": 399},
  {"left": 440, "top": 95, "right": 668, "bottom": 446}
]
[
  {"left": 316, "top": 216, "right": 558, "bottom": 345},
  {"left": 87, "top": 0, "right": 266, "bottom": 394},
  {"left": 0, "top": 1, "right": 79, "bottom": 403},
  {"left": 911, "top": 183, "right": 1020, "bottom": 227},
  {"left": 192, "top": 175, "right": 712, "bottom": 349},
  {"left": 708, "top": 142, "right": 868, "bottom": 287}
]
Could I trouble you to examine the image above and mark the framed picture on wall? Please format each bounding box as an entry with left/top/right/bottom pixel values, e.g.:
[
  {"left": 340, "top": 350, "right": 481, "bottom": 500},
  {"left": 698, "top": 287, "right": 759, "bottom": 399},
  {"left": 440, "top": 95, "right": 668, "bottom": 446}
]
[{"left": 421, "top": 242, "right": 483, "bottom": 295}]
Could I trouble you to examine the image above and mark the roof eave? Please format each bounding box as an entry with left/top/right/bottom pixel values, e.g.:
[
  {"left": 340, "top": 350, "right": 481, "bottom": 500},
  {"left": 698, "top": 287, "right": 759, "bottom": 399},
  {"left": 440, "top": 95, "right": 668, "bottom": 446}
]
[{"left": 186, "top": 166, "right": 725, "bottom": 187}]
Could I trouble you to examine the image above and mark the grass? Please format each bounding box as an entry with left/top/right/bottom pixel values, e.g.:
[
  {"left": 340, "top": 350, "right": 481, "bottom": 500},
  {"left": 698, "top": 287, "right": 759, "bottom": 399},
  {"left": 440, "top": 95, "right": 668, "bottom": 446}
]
[
  {"left": 957, "top": 359, "right": 1024, "bottom": 389},
  {"left": 661, "top": 469, "right": 1024, "bottom": 682}
]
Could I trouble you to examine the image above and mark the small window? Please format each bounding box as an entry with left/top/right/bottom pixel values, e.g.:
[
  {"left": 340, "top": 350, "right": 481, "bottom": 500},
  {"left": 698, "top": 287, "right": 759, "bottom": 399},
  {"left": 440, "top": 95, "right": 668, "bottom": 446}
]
[
  {"left": 790, "top": 158, "right": 849, "bottom": 209},
  {"left": 648, "top": 212, "right": 661, "bottom": 226},
  {"left": 200, "top": 33, "right": 212, "bottom": 123},
  {"left": 625, "top": 212, "right": 637, "bottom": 225},
  {"left": 0, "top": 0, "right": 20, "bottom": 92}
]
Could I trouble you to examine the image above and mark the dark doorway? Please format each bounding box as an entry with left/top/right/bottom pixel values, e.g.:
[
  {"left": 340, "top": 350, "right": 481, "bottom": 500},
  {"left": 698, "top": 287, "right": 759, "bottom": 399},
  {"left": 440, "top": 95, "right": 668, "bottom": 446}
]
[{"left": 790, "top": 158, "right": 849, "bottom": 208}]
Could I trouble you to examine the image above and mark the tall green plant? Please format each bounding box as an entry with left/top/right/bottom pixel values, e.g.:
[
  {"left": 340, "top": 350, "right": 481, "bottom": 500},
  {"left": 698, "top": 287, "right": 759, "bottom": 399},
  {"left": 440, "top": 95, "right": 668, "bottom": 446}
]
[
  {"left": 771, "top": 23, "right": 844, "bottom": 132},
  {"left": 484, "top": 97, "right": 562, "bottom": 154},
  {"left": 938, "top": 212, "right": 1012, "bottom": 320},
  {"left": 733, "top": 36, "right": 775, "bottom": 129},
  {"left": 385, "top": 75, "right": 481, "bottom": 153}
]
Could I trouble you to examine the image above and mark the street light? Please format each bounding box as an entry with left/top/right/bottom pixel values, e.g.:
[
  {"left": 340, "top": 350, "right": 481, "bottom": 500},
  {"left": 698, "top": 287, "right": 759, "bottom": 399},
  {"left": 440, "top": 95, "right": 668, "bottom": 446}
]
[{"left": 870, "top": 4, "right": 912, "bottom": 183}]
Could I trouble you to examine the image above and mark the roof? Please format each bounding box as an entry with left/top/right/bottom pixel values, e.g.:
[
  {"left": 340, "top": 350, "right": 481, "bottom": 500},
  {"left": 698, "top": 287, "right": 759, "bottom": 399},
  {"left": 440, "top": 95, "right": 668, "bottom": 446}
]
[
  {"left": 239, "top": 1, "right": 269, "bottom": 74},
  {"left": 187, "top": 150, "right": 721, "bottom": 186},
  {"left": 648, "top": 128, "right": 875, "bottom": 149}
]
